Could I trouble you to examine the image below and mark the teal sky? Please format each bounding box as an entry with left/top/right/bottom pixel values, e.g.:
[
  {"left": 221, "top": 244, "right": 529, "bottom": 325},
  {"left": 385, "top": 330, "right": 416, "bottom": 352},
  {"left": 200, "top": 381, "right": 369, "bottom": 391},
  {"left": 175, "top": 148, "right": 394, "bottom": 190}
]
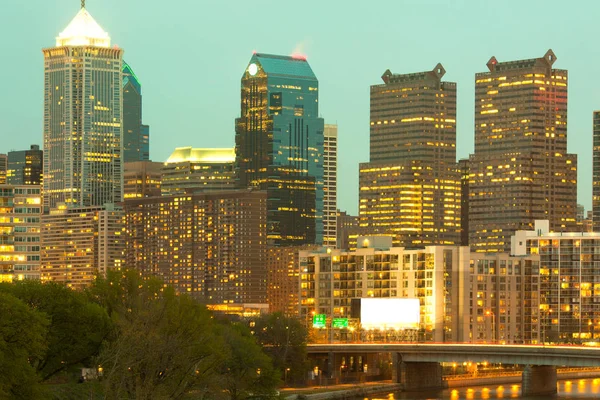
[{"left": 1, "top": 0, "right": 597, "bottom": 215}]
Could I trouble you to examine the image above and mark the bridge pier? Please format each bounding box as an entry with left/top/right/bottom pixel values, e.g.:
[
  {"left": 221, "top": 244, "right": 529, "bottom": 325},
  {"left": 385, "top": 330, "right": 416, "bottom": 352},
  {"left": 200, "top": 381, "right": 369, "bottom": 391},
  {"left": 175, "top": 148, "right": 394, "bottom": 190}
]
[
  {"left": 521, "top": 365, "right": 557, "bottom": 397},
  {"left": 399, "top": 361, "right": 443, "bottom": 391}
]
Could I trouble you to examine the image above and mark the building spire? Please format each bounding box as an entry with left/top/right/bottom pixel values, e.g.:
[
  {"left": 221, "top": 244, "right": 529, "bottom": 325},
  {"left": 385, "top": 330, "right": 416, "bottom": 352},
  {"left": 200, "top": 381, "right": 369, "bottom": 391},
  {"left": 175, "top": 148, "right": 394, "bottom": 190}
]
[{"left": 81, "top": 0, "right": 85, "bottom": 9}]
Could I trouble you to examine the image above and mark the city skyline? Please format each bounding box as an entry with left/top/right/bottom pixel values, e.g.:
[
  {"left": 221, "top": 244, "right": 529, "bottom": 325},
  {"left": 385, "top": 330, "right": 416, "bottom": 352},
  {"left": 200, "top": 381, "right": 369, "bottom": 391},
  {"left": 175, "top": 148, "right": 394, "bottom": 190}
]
[{"left": 1, "top": 1, "right": 599, "bottom": 215}]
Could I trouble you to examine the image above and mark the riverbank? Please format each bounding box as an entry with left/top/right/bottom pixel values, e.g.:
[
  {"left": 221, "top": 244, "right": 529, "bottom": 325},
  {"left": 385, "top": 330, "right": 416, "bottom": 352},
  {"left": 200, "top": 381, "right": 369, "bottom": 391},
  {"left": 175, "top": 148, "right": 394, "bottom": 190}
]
[{"left": 282, "top": 368, "right": 600, "bottom": 399}]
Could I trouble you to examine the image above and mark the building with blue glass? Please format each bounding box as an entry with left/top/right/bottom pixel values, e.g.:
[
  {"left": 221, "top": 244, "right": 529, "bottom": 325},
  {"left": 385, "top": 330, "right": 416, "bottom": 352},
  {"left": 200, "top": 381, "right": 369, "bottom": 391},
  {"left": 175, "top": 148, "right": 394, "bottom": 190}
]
[
  {"left": 235, "top": 53, "right": 324, "bottom": 246},
  {"left": 123, "top": 61, "right": 150, "bottom": 162}
]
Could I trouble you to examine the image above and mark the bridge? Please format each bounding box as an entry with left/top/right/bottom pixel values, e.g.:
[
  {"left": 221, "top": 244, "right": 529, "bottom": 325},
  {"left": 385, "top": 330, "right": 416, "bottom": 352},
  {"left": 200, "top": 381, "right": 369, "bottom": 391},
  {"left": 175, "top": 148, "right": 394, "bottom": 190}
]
[{"left": 307, "top": 343, "right": 600, "bottom": 396}]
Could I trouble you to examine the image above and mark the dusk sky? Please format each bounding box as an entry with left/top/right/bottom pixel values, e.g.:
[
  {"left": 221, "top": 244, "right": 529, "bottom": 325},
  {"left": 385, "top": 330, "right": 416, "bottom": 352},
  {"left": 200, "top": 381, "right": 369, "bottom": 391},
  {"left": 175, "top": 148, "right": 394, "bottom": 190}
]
[{"left": 1, "top": 0, "right": 598, "bottom": 215}]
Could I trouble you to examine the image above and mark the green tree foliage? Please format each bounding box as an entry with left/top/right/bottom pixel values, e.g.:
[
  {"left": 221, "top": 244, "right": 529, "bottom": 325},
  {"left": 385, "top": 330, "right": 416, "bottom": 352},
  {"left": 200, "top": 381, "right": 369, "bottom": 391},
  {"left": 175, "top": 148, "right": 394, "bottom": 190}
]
[
  {"left": 0, "top": 292, "right": 48, "bottom": 399},
  {"left": 252, "top": 312, "right": 308, "bottom": 383},
  {"left": 93, "top": 270, "right": 226, "bottom": 400},
  {"left": 0, "top": 280, "right": 111, "bottom": 381},
  {"left": 219, "top": 323, "right": 280, "bottom": 400}
]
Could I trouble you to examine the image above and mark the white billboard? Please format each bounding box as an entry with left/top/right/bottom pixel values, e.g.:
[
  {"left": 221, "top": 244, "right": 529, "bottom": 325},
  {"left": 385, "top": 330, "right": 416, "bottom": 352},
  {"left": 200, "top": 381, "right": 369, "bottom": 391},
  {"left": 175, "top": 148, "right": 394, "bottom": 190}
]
[{"left": 360, "top": 298, "right": 420, "bottom": 330}]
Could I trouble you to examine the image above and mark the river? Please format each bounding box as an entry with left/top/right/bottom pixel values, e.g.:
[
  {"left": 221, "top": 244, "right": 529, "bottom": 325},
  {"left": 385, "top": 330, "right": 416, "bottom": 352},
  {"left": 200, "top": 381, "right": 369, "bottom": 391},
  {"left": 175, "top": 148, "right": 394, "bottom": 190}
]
[{"left": 362, "top": 378, "right": 600, "bottom": 399}]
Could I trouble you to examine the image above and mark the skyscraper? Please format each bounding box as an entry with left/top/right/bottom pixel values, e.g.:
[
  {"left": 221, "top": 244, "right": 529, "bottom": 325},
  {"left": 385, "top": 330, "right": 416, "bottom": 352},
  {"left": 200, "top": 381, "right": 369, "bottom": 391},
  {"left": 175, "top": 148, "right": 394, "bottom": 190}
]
[
  {"left": 469, "top": 50, "right": 577, "bottom": 253},
  {"left": 323, "top": 124, "right": 338, "bottom": 248},
  {"left": 359, "top": 64, "right": 461, "bottom": 247},
  {"left": 235, "top": 53, "right": 325, "bottom": 246},
  {"left": 123, "top": 61, "right": 150, "bottom": 162},
  {"left": 593, "top": 111, "right": 600, "bottom": 232},
  {"left": 7, "top": 145, "right": 43, "bottom": 185},
  {"left": 123, "top": 161, "right": 162, "bottom": 199},
  {"left": 43, "top": 4, "right": 123, "bottom": 210},
  {"left": 0, "top": 154, "right": 7, "bottom": 184}
]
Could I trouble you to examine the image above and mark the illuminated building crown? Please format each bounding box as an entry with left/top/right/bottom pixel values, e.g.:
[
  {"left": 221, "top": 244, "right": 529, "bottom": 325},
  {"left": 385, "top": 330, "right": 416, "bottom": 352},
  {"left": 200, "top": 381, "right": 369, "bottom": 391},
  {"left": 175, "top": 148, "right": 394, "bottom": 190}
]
[{"left": 56, "top": 7, "right": 110, "bottom": 48}]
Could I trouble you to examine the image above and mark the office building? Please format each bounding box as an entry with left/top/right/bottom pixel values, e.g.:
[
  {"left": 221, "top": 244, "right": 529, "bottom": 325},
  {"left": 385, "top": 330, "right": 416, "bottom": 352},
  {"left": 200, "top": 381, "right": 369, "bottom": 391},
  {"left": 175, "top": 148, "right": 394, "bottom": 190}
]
[
  {"left": 235, "top": 53, "right": 324, "bottom": 246},
  {"left": 594, "top": 111, "right": 600, "bottom": 232},
  {"left": 43, "top": 4, "right": 123, "bottom": 210},
  {"left": 336, "top": 210, "right": 359, "bottom": 250},
  {"left": 40, "top": 204, "right": 125, "bottom": 290},
  {"left": 359, "top": 64, "right": 460, "bottom": 248},
  {"left": 299, "top": 238, "right": 470, "bottom": 342},
  {"left": 123, "top": 61, "right": 150, "bottom": 162},
  {"left": 0, "top": 185, "right": 42, "bottom": 282},
  {"left": 123, "top": 190, "right": 267, "bottom": 304},
  {"left": 469, "top": 50, "right": 577, "bottom": 253},
  {"left": 7, "top": 145, "right": 43, "bottom": 185},
  {"left": 323, "top": 124, "right": 338, "bottom": 248},
  {"left": 459, "top": 159, "right": 470, "bottom": 246},
  {"left": 161, "top": 147, "right": 235, "bottom": 195},
  {"left": 123, "top": 161, "right": 162, "bottom": 199},
  {"left": 0, "top": 154, "right": 6, "bottom": 184}
]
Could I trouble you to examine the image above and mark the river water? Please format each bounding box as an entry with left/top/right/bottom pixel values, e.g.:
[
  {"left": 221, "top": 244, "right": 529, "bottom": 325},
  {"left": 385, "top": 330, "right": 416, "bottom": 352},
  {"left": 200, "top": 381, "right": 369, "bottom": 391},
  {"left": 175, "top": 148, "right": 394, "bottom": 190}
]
[{"left": 362, "top": 378, "right": 600, "bottom": 399}]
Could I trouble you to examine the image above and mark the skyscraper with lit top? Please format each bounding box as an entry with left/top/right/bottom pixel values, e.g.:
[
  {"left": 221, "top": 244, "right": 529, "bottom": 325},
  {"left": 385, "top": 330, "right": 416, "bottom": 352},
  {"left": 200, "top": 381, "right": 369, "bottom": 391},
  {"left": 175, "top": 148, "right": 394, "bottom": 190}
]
[
  {"left": 43, "top": 3, "right": 123, "bottom": 210},
  {"left": 235, "top": 53, "right": 325, "bottom": 246}
]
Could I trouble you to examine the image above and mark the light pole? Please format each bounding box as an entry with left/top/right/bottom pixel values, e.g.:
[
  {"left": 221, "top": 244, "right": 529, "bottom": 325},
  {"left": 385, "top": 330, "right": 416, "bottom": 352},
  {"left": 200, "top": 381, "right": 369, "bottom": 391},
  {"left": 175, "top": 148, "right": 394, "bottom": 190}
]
[{"left": 486, "top": 310, "right": 495, "bottom": 343}]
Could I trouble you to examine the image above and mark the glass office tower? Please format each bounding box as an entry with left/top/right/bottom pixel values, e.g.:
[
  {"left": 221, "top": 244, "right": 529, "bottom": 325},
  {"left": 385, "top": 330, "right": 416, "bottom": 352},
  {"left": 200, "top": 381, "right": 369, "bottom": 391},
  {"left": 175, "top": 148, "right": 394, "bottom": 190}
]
[
  {"left": 42, "top": 5, "right": 123, "bottom": 210},
  {"left": 235, "top": 53, "right": 325, "bottom": 246},
  {"left": 123, "top": 62, "right": 150, "bottom": 163}
]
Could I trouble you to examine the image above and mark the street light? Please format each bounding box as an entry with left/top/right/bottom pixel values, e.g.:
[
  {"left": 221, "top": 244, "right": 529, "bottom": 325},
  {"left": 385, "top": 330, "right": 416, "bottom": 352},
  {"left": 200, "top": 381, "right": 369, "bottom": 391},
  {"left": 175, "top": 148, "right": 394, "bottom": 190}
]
[
  {"left": 486, "top": 310, "right": 495, "bottom": 343},
  {"left": 284, "top": 367, "right": 290, "bottom": 385}
]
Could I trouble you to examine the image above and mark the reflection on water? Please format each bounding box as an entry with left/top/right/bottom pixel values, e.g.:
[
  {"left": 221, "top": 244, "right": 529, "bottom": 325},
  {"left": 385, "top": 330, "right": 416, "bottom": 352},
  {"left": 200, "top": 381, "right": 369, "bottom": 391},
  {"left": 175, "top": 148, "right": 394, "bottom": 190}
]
[{"left": 362, "top": 378, "right": 600, "bottom": 400}]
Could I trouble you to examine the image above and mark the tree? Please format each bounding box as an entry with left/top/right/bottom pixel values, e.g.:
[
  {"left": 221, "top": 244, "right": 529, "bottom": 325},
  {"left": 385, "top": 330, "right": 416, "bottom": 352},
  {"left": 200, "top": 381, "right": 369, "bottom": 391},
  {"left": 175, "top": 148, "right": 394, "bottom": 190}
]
[
  {"left": 0, "top": 280, "right": 112, "bottom": 381},
  {"left": 0, "top": 292, "right": 48, "bottom": 399},
  {"left": 252, "top": 312, "right": 308, "bottom": 383},
  {"left": 219, "top": 323, "right": 280, "bottom": 400},
  {"left": 93, "top": 270, "right": 225, "bottom": 399}
]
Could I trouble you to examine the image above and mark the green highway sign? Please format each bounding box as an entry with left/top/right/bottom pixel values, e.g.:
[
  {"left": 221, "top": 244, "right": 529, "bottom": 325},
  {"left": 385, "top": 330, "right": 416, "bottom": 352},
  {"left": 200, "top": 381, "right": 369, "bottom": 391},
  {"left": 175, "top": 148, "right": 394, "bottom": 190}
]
[
  {"left": 332, "top": 318, "right": 349, "bottom": 329},
  {"left": 313, "top": 314, "right": 326, "bottom": 328}
]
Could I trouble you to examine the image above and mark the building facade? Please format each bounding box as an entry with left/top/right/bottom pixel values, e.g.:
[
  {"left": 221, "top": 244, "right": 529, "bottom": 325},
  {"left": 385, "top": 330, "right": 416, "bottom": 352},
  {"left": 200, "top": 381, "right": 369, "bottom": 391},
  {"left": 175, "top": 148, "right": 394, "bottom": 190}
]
[
  {"left": 123, "top": 61, "right": 150, "bottom": 163},
  {"left": 123, "top": 161, "right": 162, "bottom": 199},
  {"left": 235, "top": 53, "right": 324, "bottom": 246},
  {"left": 323, "top": 124, "right": 337, "bottom": 248},
  {"left": 469, "top": 50, "right": 578, "bottom": 253},
  {"left": 299, "top": 238, "right": 470, "bottom": 343},
  {"left": 40, "top": 204, "right": 124, "bottom": 290},
  {"left": 336, "top": 210, "right": 360, "bottom": 251},
  {"left": 593, "top": 111, "right": 600, "bottom": 232},
  {"left": 161, "top": 147, "right": 235, "bottom": 196},
  {"left": 43, "top": 5, "right": 123, "bottom": 210},
  {"left": 123, "top": 190, "right": 267, "bottom": 305},
  {"left": 0, "top": 185, "right": 42, "bottom": 282},
  {"left": 359, "top": 64, "right": 460, "bottom": 247},
  {"left": 7, "top": 145, "right": 43, "bottom": 186},
  {"left": 0, "top": 154, "right": 7, "bottom": 184},
  {"left": 513, "top": 221, "right": 600, "bottom": 343}
]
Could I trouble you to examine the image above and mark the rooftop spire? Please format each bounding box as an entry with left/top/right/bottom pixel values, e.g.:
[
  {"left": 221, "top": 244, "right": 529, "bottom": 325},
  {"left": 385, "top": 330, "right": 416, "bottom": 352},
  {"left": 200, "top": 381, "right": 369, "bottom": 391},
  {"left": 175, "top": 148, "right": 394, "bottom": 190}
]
[{"left": 56, "top": 5, "right": 111, "bottom": 48}]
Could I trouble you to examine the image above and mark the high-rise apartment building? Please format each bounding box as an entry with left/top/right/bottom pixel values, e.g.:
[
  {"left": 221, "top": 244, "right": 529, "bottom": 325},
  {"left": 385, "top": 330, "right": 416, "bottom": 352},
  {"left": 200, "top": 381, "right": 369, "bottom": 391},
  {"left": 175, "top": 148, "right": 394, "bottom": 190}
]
[
  {"left": 299, "top": 238, "right": 470, "bottom": 342},
  {"left": 40, "top": 204, "right": 125, "bottom": 290},
  {"left": 7, "top": 145, "right": 43, "bottom": 185},
  {"left": 359, "top": 64, "right": 460, "bottom": 247},
  {"left": 469, "top": 50, "right": 577, "bottom": 253},
  {"left": 123, "top": 161, "right": 162, "bottom": 199},
  {"left": 593, "top": 111, "right": 600, "bottom": 232},
  {"left": 513, "top": 221, "right": 600, "bottom": 343},
  {"left": 0, "top": 185, "right": 42, "bottom": 282},
  {"left": 235, "top": 53, "right": 324, "bottom": 246},
  {"left": 123, "top": 61, "right": 150, "bottom": 163},
  {"left": 323, "top": 124, "right": 338, "bottom": 248},
  {"left": 123, "top": 190, "right": 267, "bottom": 304},
  {"left": 161, "top": 147, "right": 235, "bottom": 195},
  {"left": 43, "top": 5, "right": 123, "bottom": 210}
]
